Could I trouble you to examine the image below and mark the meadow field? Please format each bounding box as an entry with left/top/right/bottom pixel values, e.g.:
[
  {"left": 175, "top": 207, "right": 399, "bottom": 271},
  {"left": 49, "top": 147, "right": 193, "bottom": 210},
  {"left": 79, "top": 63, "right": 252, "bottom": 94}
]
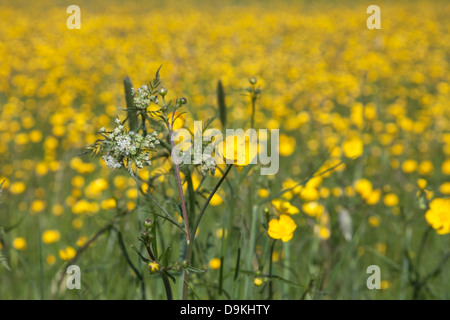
[{"left": 0, "top": 0, "right": 449, "bottom": 300}]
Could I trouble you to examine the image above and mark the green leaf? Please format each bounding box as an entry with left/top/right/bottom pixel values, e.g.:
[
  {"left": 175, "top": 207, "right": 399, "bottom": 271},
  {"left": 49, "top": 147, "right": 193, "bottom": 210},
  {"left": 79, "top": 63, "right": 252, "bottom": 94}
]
[
  {"left": 0, "top": 252, "right": 10, "bottom": 271},
  {"left": 186, "top": 266, "right": 206, "bottom": 273},
  {"left": 114, "top": 228, "right": 143, "bottom": 281},
  {"left": 217, "top": 80, "right": 227, "bottom": 128},
  {"left": 130, "top": 245, "right": 150, "bottom": 263},
  {"left": 124, "top": 76, "right": 138, "bottom": 132}
]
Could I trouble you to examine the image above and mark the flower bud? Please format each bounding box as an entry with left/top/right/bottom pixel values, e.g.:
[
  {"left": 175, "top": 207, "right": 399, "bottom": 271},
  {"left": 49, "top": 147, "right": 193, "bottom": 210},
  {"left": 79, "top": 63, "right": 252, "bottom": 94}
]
[
  {"left": 179, "top": 97, "right": 187, "bottom": 105},
  {"left": 181, "top": 260, "right": 190, "bottom": 269},
  {"left": 249, "top": 77, "right": 257, "bottom": 85},
  {"left": 143, "top": 219, "right": 153, "bottom": 229},
  {"left": 158, "top": 87, "right": 168, "bottom": 96}
]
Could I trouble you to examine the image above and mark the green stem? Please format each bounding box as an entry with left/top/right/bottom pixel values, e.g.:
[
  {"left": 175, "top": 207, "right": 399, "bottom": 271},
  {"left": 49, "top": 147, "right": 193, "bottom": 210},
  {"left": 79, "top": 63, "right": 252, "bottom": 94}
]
[
  {"left": 243, "top": 205, "right": 258, "bottom": 299},
  {"left": 182, "top": 164, "right": 233, "bottom": 300}
]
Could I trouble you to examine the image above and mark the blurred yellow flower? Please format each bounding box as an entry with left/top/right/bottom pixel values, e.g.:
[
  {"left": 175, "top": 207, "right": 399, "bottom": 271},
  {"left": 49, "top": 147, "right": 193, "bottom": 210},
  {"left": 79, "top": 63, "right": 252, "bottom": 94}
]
[
  {"left": 59, "top": 246, "right": 76, "bottom": 261},
  {"left": 42, "top": 230, "right": 61, "bottom": 244},
  {"left": 302, "top": 202, "right": 324, "bottom": 217},
  {"left": 342, "top": 137, "right": 363, "bottom": 158},
  {"left": 384, "top": 193, "right": 399, "bottom": 207},
  {"left": 417, "top": 179, "right": 427, "bottom": 190},
  {"left": 217, "top": 132, "right": 257, "bottom": 167},
  {"left": 31, "top": 199, "right": 46, "bottom": 214},
  {"left": 101, "top": 198, "right": 117, "bottom": 210},
  {"left": 271, "top": 199, "right": 299, "bottom": 215},
  {"left": 279, "top": 134, "right": 296, "bottom": 157},
  {"left": 9, "top": 182, "right": 26, "bottom": 195},
  {"left": 209, "top": 258, "right": 221, "bottom": 270},
  {"left": 209, "top": 193, "right": 224, "bottom": 206},
  {"left": 46, "top": 254, "right": 56, "bottom": 265},
  {"left": 425, "top": 198, "right": 450, "bottom": 235},
  {"left": 257, "top": 188, "right": 270, "bottom": 198},
  {"left": 439, "top": 182, "right": 450, "bottom": 195},
  {"left": 402, "top": 159, "right": 418, "bottom": 174},
  {"left": 13, "top": 237, "right": 27, "bottom": 251},
  {"left": 268, "top": 214, "right": 297, "bottom": 242},
  {"left": 368, "top": 216, "right": 380, "bottom": 227},
  {"left": 442, "top": 160, "right": 450, "bottom": 175}
]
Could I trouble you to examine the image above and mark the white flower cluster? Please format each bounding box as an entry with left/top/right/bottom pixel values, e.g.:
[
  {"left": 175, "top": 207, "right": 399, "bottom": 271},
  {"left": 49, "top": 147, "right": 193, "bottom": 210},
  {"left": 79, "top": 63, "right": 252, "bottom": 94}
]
[
  {"left": 131, "top": 85, "right": 159, "bottom": 109},
  {"left": 101, "top": 119, "right": 160, "bottom": 170},
  {"left": 201, "top": 154, "right": 216, "bottom": 175}
]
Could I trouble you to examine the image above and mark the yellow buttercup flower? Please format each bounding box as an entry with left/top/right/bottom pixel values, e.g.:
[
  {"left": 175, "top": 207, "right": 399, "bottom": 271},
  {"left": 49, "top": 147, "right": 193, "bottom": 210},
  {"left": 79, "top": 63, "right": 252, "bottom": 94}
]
[
  {"left": 343, "top": 137, "right": 363, "bottom": 158},
  {"left": 425, "top": 198, "right": 450, "bottom": 235},
  {"left": 42, "top": 230, "right": 61, "bottom": 244},
  {"left": 271, "top": 199, "right": 299, "bottom": 215},
  {"left": 9, "top": 182, "right": 26, "bottom": 195},
  {"left": 209, "top": 258, "right": 221, "bottom": 270},
  {"left": 59, "top": 246, "right": 76, "bottom": 261},
  {"left": 279, "top": 134, "right": 296, "bottom": 157},
  {"left": 302, "top": 202, "right": 324, "bottom": 217},
  {"left": 13, "top": 237, "right": 27, "bottom": 251},
  {"left": 268, "top": 214, "right": 297, "bottom": 242},
  {"left": 217, "top": 133, "right": 257, "bottom": 167},
  {"left": 384, "top": 193, "right": 399, "bottom": 207}
]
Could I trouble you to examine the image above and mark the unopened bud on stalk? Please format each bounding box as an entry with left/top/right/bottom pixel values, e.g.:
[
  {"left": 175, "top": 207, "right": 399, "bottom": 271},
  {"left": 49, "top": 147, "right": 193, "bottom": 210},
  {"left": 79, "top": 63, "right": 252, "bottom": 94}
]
[
  {"left": 158, "top": 87, "right": 168, "bottom": 96},
  {"left": 249, "top": 77, "right": 257, "bottom": 85},
  {"left": 181, "top": 260, "right": 190, "bottom": 269},
  {"left": 143, "top": 219, "right": 153, "bottom": 229},
  {"left": 179, "top": 97, "right": 187, "bottom": 105}
]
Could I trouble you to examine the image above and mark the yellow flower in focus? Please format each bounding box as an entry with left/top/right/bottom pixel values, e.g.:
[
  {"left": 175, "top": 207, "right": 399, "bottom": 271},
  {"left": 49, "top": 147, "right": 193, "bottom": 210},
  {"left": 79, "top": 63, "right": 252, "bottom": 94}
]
[
  {"left": 384, "top": 193, "right": 399, "bottom": 207},
  {"left": 209, "top": 258, "right": 221, "bottom": 270},
  {"left": 342, "top": 137, "right": 364, "bottom": 158},
  {"left": 268, "top": 214, "right": 297, "bottom": 242},
  {"left": 42, "top": 230, "right": 61, "bottom": 244},
  {"left": 13, "top": 237, "right": 27, "bottom": 251},
  {"left": 59, "top": 246, "right": 76, "bottom": 261},
  {"left": 148, "top": 261, "right": 160, "bottom": 273},
  {"left": 425, "top": 198, "right": 450, "bottom": 235}
]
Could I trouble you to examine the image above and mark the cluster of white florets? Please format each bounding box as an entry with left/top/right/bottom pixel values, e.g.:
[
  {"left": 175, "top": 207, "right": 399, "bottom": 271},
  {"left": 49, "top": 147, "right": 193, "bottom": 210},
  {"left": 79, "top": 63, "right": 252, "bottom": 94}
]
[
  {"left": 132, "top": 85, "right": 159, "bottom": 109},
  {"left": 101, "top": 118, "right": 160, "bottom": 170}
]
